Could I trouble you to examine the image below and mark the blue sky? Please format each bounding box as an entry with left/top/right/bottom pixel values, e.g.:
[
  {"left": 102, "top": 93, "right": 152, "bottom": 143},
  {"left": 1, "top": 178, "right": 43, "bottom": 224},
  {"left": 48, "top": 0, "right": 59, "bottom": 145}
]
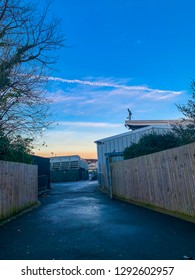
[{"left": 34, "top": 0, "right": 195, "bottom": 158}]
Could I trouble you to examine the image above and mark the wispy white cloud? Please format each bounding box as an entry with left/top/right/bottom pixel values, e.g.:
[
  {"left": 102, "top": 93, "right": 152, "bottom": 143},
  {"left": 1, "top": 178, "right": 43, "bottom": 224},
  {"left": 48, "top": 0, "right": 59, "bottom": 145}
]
[
  {"left": 27, "top": 73, "right": 183, "bottom": 98},
  {"left": 58, "top": 121, "right": 122, "bottom": 128},
  {"left": 46, "top": 76, "right": 184, "bottom": 98},
  {"left": 47, "top": 76, "right": 119, "bottom": 88},
  {"left": 49, "top": 95, "right": 84, "bottom": 103},
  {"left": 139, "top": 91, "right": 183, "bottom": 101},
  {"left": 47, "top": 76, "right": 147, "bottom": 92},
  {"left": 45, "top": 76, "right": 185, "bottom": 123},
  {"left": 34, "top": 75, "right": 187, "bottom": 158}
]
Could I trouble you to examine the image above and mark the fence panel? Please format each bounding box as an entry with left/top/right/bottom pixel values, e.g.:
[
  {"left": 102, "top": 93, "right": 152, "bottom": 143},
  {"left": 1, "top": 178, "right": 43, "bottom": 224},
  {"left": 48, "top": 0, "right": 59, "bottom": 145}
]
[
  {"left": 0, "top": 161, "right": 38, "bottom": 221},
  {"left": 111, "top": 142, "right": 195, "bottom": 218}
]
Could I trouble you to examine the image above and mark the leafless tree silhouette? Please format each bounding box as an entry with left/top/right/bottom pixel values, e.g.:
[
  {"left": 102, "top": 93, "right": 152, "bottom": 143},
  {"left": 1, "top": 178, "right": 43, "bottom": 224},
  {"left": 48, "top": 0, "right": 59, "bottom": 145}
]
[{"left": 0, "top": 0, "right": 64, "bottom": 137}]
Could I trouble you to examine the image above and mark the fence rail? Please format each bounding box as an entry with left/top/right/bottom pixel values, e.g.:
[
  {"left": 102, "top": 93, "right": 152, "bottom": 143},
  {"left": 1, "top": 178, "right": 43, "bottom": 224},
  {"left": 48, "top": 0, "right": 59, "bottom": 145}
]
[
  {"left": 0, "top": 160, "right": 38, "bottom": 221},
  {"left": 111, "top": 142, "right": 195, "bottom": 218}
]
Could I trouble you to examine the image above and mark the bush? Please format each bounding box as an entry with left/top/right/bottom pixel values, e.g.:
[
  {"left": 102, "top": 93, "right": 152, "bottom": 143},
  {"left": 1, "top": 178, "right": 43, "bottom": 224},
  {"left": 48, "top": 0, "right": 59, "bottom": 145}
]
[
  {"left": 123, "top": 132, "right": 180, "bottom": 160},
  {"left": 0, "top": 132, "right": 33, "bottom": 163}
]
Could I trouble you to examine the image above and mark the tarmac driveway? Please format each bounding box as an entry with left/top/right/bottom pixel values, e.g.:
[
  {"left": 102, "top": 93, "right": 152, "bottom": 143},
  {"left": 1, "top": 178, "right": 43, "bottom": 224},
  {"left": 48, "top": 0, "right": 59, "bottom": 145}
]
[{"left": 0, "top": 180, "right": 195, "bottom": 260}]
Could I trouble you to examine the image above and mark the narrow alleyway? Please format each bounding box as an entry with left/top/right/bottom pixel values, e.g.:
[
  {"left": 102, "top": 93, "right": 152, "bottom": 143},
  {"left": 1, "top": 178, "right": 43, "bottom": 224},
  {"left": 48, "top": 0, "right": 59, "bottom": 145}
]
[{"left": 1, "top": 181, "right": 195, "bottom": 260}]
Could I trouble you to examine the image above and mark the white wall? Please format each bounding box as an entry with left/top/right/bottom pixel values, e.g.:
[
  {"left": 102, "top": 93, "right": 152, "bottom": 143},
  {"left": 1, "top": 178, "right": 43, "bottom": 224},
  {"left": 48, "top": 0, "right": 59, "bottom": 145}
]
[{"left": 95, "top": 125, "right": 171, "bottom": 184}]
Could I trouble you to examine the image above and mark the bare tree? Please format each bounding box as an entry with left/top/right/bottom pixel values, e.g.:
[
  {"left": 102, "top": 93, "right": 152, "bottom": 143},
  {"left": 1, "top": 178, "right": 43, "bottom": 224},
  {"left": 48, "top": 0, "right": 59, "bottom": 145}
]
[{"left": 0, "top": 0, "right": 64, "bottom": 137}]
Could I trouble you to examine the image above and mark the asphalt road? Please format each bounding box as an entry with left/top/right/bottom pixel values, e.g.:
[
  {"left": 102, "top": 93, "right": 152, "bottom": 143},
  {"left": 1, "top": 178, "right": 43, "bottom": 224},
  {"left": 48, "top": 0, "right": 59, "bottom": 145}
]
[{"left": 1, "top": 180, "right": 195, "bottom": 260}]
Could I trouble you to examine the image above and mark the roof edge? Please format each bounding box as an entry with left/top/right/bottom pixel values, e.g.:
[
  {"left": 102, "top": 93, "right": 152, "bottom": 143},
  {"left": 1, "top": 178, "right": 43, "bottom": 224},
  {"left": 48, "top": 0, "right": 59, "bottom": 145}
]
[{"left": 94, "top": 125, "right": 171, "bottom": 143}]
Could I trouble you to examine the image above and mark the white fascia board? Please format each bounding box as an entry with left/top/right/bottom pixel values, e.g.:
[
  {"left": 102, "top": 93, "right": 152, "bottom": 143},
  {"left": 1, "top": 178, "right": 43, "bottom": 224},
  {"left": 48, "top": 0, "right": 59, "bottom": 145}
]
[{"left": 125, "top": 119, "right": 181, "bottom": 126}]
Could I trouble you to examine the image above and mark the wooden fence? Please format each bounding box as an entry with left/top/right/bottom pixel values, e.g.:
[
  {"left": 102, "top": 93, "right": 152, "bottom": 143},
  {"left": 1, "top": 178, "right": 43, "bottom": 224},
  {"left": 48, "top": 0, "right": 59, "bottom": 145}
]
[
  {"left": 0, "top": 160, "right": 38, "bottom": 221},
  {"left": 111, "top": 142, "right": 195, "bottom": 218}
]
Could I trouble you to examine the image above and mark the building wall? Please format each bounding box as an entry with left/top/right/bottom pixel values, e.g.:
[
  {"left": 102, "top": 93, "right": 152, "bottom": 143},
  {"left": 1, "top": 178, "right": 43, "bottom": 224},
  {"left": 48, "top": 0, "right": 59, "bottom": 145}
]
[
  {"left": 95, "top": 126, "right": 171, "bottom": 186},
  {"left": 32, "top": 155, "right": 50, "bottom": 193},
  {"left": 51, "top": 168, "right": 88, "bottom": 182}
]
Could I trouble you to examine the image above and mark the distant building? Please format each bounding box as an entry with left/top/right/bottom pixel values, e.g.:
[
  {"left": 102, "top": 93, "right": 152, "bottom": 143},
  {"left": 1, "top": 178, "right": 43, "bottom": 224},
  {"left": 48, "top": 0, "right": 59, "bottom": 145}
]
[
  {"left": 84, "top": 159, "right": 98, "bottom": 171},
  {"left": 84, "top": 159, "right": 98, "bottom": 180},
  {"left": 50, "top": 155, "right": 88, "bottom": 182}
]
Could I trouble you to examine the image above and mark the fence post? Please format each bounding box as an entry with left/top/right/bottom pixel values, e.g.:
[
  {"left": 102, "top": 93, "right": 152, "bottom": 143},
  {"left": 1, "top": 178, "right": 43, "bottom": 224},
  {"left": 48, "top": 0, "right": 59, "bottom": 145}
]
[
  {"left": 106, "top": 155, "right": 113, "bottom": 199},
  {"left": 105, "top": 152, "right": 124, "bottom": 199}
]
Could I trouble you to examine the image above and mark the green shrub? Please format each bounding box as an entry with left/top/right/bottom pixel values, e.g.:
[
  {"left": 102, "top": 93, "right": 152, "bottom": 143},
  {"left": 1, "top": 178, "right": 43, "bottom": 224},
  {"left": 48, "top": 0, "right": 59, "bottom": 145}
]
[{"left": 123, "top": 132, "right": 180, "bottom": 160}]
